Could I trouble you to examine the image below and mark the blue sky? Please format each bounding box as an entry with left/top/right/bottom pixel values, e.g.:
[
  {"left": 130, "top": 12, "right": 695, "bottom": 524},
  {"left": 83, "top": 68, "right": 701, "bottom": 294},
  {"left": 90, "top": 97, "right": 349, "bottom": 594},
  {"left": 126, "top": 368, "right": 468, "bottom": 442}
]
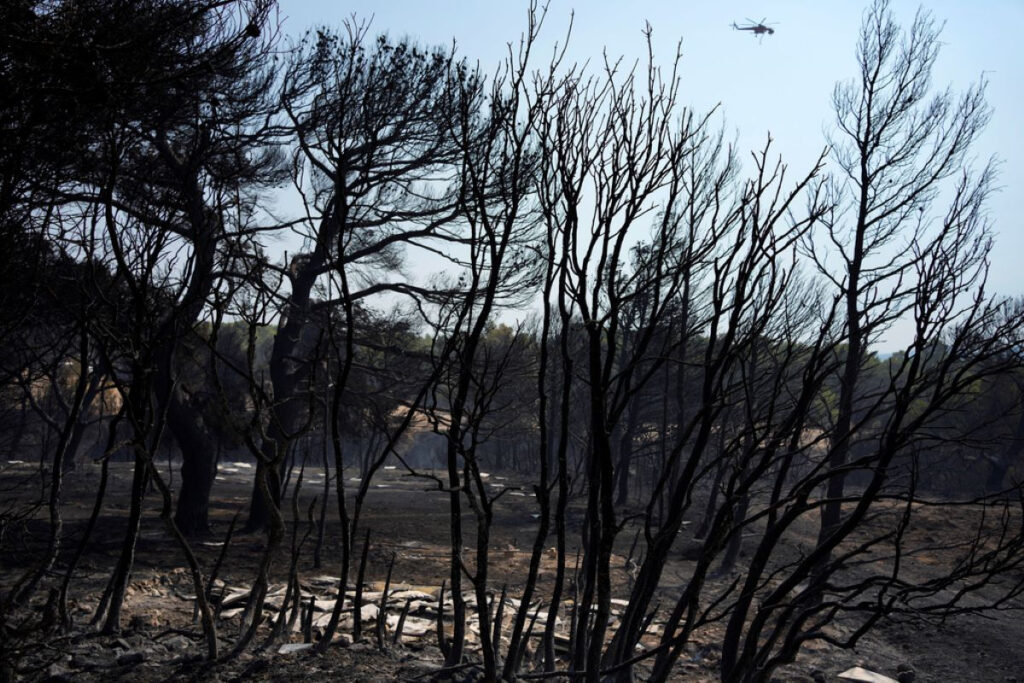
[{"left": 276, "top": 1, "right": 1024, "bottom": 317}]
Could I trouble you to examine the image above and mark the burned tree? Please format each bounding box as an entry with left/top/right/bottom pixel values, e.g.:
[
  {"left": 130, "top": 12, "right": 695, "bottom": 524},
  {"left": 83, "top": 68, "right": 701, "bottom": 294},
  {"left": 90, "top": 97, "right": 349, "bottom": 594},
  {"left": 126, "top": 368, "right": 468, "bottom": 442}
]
[
  {"left": 0, "top": 1, "right": 284, "bottom": 653},
  {"left": 812, "top": 0, "right": 996, "bottom": 561},
  {"left": 223, "top": 22, "right": 496, "bottom": 653},
  {"left": 240, "top": 23, "right": 479, "bottom": 531},
  {"left": 1, "top": 1, "right": 1023, "bottom": 680}
]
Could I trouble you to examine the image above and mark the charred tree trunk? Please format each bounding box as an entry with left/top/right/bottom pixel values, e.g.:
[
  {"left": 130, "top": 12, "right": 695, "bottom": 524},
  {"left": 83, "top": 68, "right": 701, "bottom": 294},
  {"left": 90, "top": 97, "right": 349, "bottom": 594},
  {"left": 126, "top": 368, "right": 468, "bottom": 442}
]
[
  {"left": 171, "top": 390, "right": 216, "bottom": 536},
  {"left": 613, "top": 395, "right": 640, "bottom": 507},
  {"left": 100, "top": 436, "right": 149, "bottom": 633}
]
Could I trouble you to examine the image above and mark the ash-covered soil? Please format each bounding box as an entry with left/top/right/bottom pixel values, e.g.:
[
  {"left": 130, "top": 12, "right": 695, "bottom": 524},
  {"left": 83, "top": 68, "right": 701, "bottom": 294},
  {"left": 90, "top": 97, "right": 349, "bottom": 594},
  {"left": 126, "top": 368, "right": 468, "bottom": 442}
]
[{"left": 1, "top": 459, "right": 1021, "bottom": 682}]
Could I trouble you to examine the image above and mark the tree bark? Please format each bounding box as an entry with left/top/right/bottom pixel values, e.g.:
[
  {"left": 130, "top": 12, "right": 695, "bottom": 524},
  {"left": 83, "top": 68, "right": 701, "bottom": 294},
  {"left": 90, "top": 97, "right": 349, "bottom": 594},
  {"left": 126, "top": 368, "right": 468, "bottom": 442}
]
[{"left": 170, "top": 390, "right": 216, "bottom": 536}]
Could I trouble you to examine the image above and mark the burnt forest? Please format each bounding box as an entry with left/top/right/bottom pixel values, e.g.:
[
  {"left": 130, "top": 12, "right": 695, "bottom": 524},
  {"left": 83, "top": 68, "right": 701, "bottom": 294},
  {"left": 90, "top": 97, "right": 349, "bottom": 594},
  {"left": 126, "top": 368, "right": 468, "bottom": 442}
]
[{"left": 1, "top": 1, "right": 1023, "bottom": 681}]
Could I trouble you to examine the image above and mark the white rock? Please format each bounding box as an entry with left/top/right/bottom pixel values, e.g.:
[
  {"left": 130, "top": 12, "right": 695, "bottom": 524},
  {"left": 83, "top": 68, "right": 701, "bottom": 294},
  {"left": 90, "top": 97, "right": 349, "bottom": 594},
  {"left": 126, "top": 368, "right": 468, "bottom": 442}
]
[
  {"left": 389, "top": 590, "right": 435, "bottom": 602},
  {"left": 277, "top": 643, "right": 313, "bottom": 655},
  {"left": 838, "top": 667, "right": 899, "bottom": 683},
  {"left": 219, "top": 588, "right": 251, "bottom": 608}
]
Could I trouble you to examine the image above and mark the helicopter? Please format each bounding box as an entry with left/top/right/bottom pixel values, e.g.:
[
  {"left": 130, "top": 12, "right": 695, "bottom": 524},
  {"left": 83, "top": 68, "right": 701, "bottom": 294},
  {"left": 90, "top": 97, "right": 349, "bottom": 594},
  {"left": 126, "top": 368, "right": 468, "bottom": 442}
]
[{"left": 732, "top": 18, "right": 777, "bottom": 39}]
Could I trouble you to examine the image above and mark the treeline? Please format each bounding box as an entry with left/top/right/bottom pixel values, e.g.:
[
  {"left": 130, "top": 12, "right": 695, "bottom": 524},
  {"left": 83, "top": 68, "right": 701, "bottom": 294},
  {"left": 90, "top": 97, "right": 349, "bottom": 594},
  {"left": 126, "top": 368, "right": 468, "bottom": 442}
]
[{"left": 2, "top": 1, "right": 1024, "bottom": 680}]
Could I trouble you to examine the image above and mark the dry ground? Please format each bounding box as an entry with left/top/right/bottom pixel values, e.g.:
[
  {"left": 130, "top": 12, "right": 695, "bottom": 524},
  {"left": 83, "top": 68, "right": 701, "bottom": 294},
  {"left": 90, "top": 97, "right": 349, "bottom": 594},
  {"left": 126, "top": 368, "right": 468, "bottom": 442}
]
[{"left": 1, "top": 459, "right": 1022, "bottom": 682}]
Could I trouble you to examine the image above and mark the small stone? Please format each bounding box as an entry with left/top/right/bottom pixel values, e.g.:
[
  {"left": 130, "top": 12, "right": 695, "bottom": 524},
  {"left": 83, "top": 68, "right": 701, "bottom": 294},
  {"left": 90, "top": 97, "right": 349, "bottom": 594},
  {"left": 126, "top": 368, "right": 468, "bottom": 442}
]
[
  {"left": 160, "top": 635, "right": 192, "bottom": 650},
  {"left": 811, "top": 670, "right": 828, "bottom": 683},
  {"left": 838, "top": 667, "right": 899, "bottom": 683},
  {"left": 42, "top": 663, "right": 74, "bottom": 683},
  {"left": 896, "top": 663, "right": 916, "bottom": 683},
  {"left": 116, "top": 651, "right": 145, "bottom": 666},
  {"left": 70, "top": 653, "right": 109, "bottom": 669},
  {"left": 277, "top": 643, "right": 313, "bottom": 655}
]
